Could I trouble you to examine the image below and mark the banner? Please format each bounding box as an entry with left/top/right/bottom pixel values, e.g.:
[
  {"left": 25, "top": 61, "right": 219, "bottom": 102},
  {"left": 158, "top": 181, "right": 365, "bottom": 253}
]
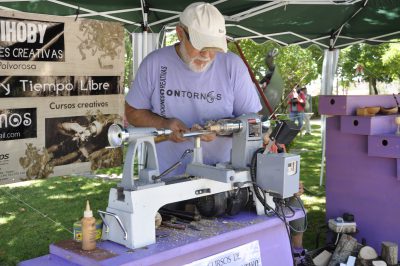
[{"left": 0, "top": 10, "right": 125, "bottom": 184}]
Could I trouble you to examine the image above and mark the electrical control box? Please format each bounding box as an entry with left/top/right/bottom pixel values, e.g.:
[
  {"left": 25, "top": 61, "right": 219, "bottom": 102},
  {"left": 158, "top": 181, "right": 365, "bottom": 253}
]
[{"left": 256, "top": 153, "right": 300, "bottom": 198}]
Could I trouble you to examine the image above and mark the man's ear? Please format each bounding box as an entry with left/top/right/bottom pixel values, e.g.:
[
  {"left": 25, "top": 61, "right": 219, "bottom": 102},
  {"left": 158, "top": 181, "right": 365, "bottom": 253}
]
[{"left": 176, "top": 25, "right": 184, "bottom": 41}]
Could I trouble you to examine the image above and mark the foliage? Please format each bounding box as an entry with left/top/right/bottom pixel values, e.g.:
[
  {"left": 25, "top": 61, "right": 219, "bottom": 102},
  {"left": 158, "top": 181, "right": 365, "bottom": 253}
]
[
  {"left": 228, "top": 40, "right": 323, "bottom": 114},
  {"left": 312, "top": 96, "right": 320, "bottom": 117},
  {"left": 228, "top": 40, "right": 323, "bottom": 91},
  {"left": 338, "top": 43, "right": 393, "bottom": 94},
  {"left": 166, "top": 31, "right": 179, "bottom": 46},
  {"left": 124, "top": 30, "right": 133, "bottom": 91},
  {"left": 228, "top": 40, "right": 280, "bottom": 80},
  {"left": 382, "top": 42, "right": 400, "bottom": 80}
]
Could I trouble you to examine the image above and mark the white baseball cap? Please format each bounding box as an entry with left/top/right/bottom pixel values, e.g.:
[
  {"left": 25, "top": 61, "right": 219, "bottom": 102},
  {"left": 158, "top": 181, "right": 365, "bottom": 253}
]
[{"left": 180, "top": 2, "right": 227, "bottom": 53}]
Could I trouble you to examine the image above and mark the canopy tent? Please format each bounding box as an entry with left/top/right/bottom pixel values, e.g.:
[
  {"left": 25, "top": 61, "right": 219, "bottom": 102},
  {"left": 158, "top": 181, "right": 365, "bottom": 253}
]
[
  {"left": 1, "top": 0, "right": 399, "bottom": 187},
  {"left": 1, "top": 0, "right": 400, "bottom": 49}
]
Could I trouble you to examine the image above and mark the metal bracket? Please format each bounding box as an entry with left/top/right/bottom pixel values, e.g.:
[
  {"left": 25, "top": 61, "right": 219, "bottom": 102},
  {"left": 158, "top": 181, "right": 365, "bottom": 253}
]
[{"left": 98, "top": 210, "right": 128, "bottom": 240}]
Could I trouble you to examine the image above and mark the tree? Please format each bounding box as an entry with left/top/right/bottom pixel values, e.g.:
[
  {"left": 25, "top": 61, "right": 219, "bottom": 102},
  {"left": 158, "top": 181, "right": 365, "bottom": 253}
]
[
  {"left": 338, "top": 43, "right": 393, "bottom": 95},
  {"left": 382, "top": 42, "right": 400, "bottom": 80},
  {"left": 228, "top": 39, "right": 322, "bottom": 109},
  {"left": 124, "top": 30, "right": 133, "bottom": 91}
]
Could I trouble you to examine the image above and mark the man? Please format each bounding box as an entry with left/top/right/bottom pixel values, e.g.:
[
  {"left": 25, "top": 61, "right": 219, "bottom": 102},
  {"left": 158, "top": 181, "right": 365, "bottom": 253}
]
[
  {"left": 300, "top": 87, "right": 312, "bottom": 135},
  {"left": 287, "top": 86, "right": 306, "bottom": 129},
  {"left": 125, "top": 2, "right": 262, "bottom": 177}
]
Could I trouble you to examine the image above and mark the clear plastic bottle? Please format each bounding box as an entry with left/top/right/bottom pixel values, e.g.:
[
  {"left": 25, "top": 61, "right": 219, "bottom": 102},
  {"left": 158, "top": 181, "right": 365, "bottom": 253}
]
[{"left": 81, "top": 200, "right": 96, "bottom": 251}]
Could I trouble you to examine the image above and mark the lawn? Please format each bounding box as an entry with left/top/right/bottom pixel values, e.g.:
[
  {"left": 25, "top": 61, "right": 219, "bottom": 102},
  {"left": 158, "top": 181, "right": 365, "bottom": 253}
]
[
  {"left": 0, "top": 122, "right": 325, "bottom": 265},
  {"left": 289, "top": 122, "right": 326, "bottom": 249}
]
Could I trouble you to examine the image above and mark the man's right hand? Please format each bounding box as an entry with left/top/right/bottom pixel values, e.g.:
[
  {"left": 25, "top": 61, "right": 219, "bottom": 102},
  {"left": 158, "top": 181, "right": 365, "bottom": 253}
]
[
  {"left": 125, "top": 103, "right": 189, "bottom": 143},
  {"left": 164, "top": 118, "right": 189, "bottom": 143}
]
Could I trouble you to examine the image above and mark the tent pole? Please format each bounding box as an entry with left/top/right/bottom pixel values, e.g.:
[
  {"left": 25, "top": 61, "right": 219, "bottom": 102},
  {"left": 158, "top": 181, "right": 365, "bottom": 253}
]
[
  {"left": 319, "top": 48, "right": 339, "bottom": 186},
  {"left": 233, "top": 41, "right": 275, "bottom": 119}
]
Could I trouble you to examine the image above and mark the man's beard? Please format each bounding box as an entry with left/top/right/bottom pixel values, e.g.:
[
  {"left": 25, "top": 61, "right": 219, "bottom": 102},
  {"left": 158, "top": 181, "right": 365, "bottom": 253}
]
[{"left": 179, "top": 41, "right": 213, "bottom": 73}]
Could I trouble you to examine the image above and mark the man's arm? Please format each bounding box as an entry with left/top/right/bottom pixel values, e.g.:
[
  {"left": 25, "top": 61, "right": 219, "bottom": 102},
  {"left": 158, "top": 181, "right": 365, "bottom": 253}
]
[
  {"left": 125, "top": 102, "right": 167, "bottom": 128},
  {"left": 125, "top": 102, "right": 188, "bottom": 142}
]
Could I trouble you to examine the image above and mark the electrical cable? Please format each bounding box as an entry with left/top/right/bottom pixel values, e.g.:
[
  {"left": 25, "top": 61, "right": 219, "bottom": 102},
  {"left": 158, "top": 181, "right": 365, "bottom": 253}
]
[
  {"left": 247, "top": 146, "right": 309, "bottom": 265},
  {"left": 280, "top": 202, "right": 296, "bottom": 266},
  {"left": 291, "top": 195, "right": 308, "bottom": 233},
  {"left": 334, "top": 223, "right": 344, "bottom": 245},
  {"left": 274, "top": 196, "right": 308, "bottom": 265},
  {"left": 283, "top": 200, "right": 296, "bottom": 218},
  {"left": 250, "top": 147, "right": 269, "bottom": 209},
  {"left": 272, "top": 197, "right": 308, "bottom": 233}
]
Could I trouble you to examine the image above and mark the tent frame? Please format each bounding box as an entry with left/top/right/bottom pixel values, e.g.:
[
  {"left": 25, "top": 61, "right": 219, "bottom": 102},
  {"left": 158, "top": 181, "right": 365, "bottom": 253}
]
[{"left": 1, "top": 0, "right": 396, "bottom": 49}]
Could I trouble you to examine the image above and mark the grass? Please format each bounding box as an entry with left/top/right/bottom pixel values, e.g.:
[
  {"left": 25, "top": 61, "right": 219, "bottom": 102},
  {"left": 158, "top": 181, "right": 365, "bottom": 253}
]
[
  {"left": 289, "top": 122, "right": 326, "bottom": 249},
  {"left": 0, "top": 176, "right": 119, "bottom": 265},
  {"left": 0, "top": 122, "right": 325, "bottom": 265}
]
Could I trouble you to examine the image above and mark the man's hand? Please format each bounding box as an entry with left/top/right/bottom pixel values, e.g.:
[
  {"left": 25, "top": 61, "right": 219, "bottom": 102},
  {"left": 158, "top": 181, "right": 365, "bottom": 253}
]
[
  {"left": 164, "top": 118, "right": 189, "bottom": 143},
  {"left": 191, "top": 124, "right": 216, "bottom": 142}
]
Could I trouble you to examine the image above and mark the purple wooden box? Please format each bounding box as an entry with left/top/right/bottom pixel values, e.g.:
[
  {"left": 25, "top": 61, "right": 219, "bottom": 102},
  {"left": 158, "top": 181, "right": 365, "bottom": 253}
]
[
  {"left": 341, "top": 115, "right": 398, "bottom": 135},
  {"left": 368, "top": 134, "right": 400, "bottom": 159},
  {"left": 319, "top": 95, "right": 398, "bottom": 115}
]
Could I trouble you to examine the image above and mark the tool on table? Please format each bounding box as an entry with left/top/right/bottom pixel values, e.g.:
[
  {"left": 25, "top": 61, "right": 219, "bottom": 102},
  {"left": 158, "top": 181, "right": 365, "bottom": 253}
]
[
  {"left": 161, "top": 221, "right": 186, "bottom": 230},
  {"left": 162, "top": 214, "right": 204, "bottom": 231},
  {"left": 159, "top": 208, "right": 201, "bottom": 221}
]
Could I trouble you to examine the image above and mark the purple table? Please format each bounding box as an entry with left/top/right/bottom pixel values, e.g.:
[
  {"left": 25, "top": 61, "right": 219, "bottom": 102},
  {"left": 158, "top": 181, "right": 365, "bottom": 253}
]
[
  {"left": 320, "top": 95, "right": 400, "bottom": 251},
  {"left": 19, "top": 210, "right": 303, "bottom": 266}
]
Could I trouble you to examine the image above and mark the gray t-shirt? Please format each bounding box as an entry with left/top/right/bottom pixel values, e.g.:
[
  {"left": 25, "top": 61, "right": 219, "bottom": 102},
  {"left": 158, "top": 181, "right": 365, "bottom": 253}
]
[{"left": 126, "top": 45, "right": 262, "bottom": 176}]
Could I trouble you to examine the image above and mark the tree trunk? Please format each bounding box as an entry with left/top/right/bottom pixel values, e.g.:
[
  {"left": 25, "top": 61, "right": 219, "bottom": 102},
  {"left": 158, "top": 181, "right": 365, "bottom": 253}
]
[
  {"left": 368, "top": 77, "right": 378, "bottom": 95},
  {"left": 372, "top": 78, "right": 378, "bottom": 95}
]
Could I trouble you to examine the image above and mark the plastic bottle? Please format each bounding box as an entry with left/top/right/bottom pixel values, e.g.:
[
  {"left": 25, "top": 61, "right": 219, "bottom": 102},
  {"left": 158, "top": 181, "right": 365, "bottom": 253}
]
[{"left": 81, "top": 200, "right": 96, "bottom": 251}]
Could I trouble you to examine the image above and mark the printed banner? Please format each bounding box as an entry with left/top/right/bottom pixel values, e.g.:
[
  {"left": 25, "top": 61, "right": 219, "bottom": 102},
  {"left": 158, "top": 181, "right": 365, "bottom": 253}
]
[
  {"left": 0, "top": 16, "right": 65, "bottom": 61},
  {"left": 0, "top": 108, "right": 37, "bottom": 141},
  {"left": 0, "top": 76, "right": 120, "bottom": 97},
  {"left": 0, "top": 10, "right": 125, "bottom": 184},
  {"left": 184, "top": 240, "right": 262, "bottom": 266}
]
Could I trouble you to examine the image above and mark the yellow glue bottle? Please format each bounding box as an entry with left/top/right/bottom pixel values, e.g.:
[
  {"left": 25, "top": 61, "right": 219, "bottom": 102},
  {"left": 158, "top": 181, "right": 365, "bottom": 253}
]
[{"left": 81, "top": 200, "right": 96, "bottom": 251}]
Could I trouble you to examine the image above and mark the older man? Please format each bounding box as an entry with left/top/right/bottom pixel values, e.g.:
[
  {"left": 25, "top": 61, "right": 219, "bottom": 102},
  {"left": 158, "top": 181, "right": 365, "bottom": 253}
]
[{"left": 125, "top": 2, "right": 261, "bottom": 176}]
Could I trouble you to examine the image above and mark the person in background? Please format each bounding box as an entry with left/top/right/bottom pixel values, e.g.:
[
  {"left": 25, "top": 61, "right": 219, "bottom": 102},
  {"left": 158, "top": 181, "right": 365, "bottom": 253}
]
[
  {"left": 288, "top": 86, "right": 306, "bottom": 129},
  {"left": 125, "top": 2, "right": 262, "bottom": 177},
  {"left": 301, "top": 87, "right": 313, "bottom": 135}
]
